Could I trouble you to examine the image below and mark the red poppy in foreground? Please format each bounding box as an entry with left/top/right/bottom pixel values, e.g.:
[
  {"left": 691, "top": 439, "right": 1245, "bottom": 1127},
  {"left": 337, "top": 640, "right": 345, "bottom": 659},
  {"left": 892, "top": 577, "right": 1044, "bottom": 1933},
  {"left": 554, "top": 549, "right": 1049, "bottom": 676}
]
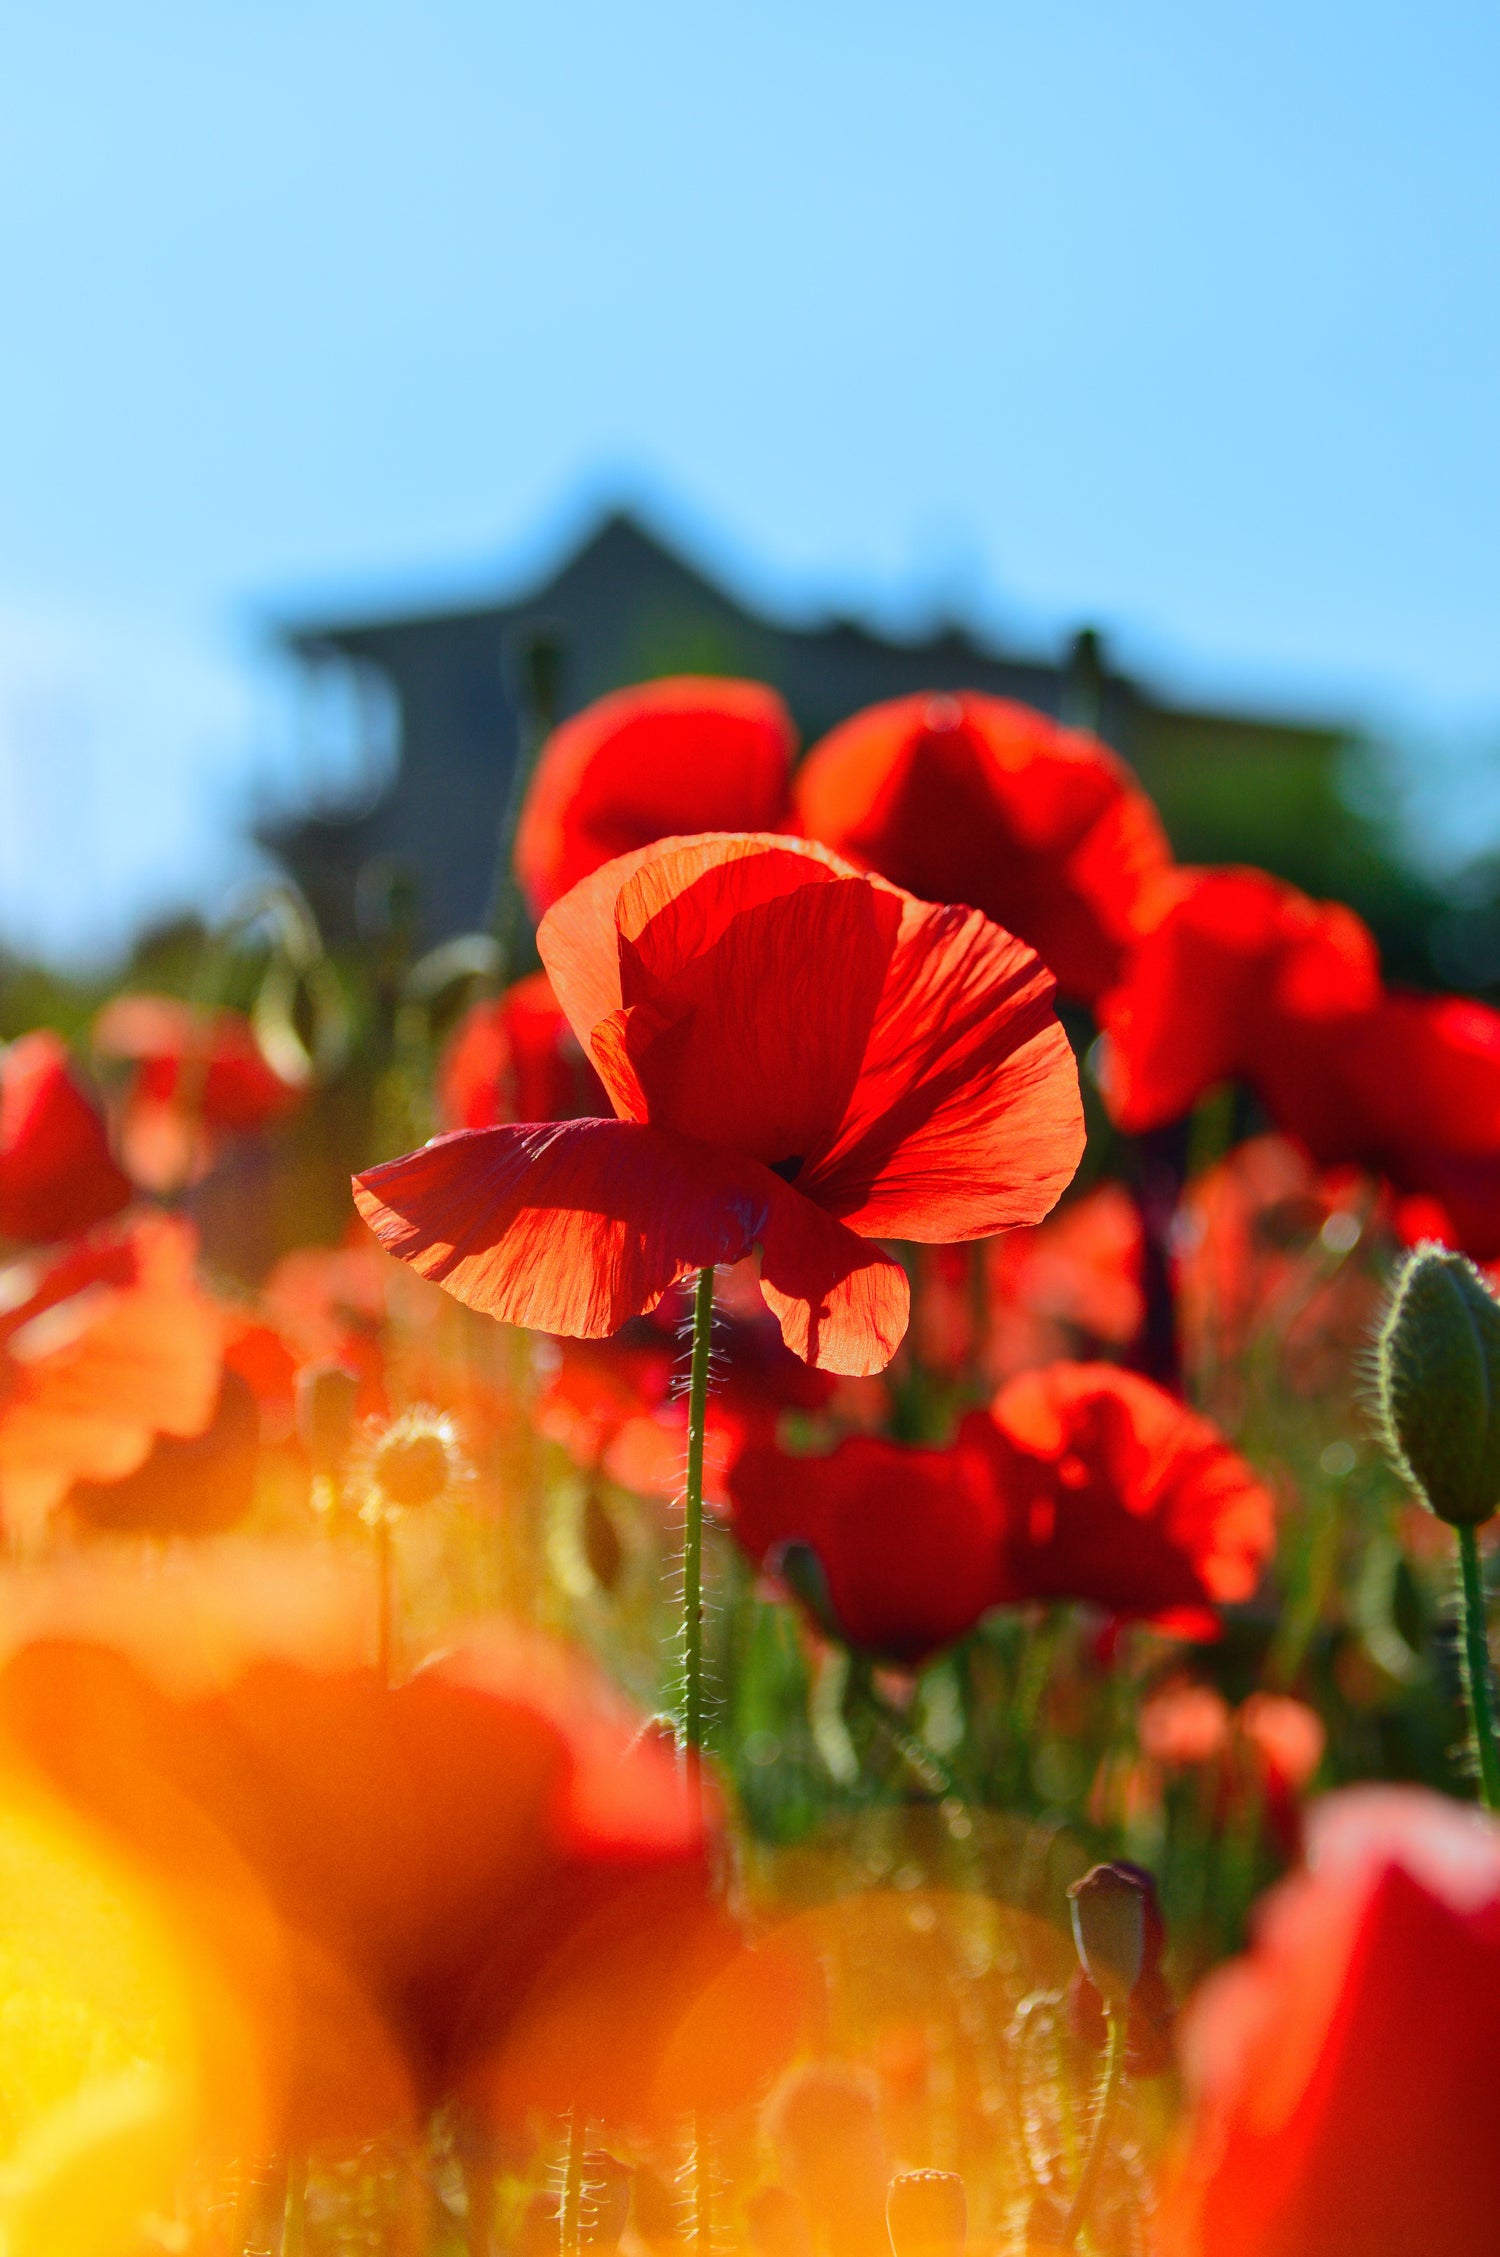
[
  {"left": 355, "top": 834, "right": 1084, "bottom": 1375},
  {"left": 1162, "top": 1787, "right": 1500, "bottom": 2257},
  {"left": 0, "top": 1030, "right": 131, "bottom": 1245},
  {"left": 439, "top": 969, "right": 608, "bottom": 1130},
  {"left": 985, "top": 1362, "right": 1275, "bottom": 1634},
  {"left": 0, "top": 1553, "right": 800, "bottom": 2141},
  {"left": 514, "top": 676, "right": 797, "bottom": 917},
  {"left": 726, "top": 1427, "right": 1007, "bottom": 1663},
  {"left": 791, "top": 691, "right": 1174, "bottom": 1002}
]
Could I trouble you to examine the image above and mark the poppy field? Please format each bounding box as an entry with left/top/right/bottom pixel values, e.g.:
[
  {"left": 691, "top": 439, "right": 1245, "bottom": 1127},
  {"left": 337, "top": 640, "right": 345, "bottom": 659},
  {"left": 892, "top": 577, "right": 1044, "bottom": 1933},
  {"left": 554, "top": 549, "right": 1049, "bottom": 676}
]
[{"left": 2, "top": 676, "right": 1499, "bottom": 2257}]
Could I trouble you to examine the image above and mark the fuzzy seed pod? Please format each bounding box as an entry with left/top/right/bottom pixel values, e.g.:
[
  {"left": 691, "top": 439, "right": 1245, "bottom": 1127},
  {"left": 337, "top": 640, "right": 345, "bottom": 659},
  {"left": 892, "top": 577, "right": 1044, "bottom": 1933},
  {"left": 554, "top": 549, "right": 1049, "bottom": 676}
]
[{"left": 1376, "top": 1246, "right": 1500, "bottom": 1527}]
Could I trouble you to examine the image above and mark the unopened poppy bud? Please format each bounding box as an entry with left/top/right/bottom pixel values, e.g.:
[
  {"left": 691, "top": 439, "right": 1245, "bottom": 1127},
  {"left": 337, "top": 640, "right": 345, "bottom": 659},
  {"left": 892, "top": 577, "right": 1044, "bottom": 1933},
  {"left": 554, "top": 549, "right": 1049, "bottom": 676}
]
[
  {"left": 771, "top": 1540, "right": 843, "bottom": 1644},
  {"left": 886, "top": 2169, "right": 966, "bottom": 2257},
  {"left": 295, "top": 1361, "right": 360, "bottom": 1472},
  {"left": 1376, "top": 1246, "right": 1500, "bottom": 1527},
  {"left": 365, "top": 1408, "right": 460, "bottom": 1514},
  {"left": 1068, "top": 1861, "right": 1152, "bottom": 2006}
]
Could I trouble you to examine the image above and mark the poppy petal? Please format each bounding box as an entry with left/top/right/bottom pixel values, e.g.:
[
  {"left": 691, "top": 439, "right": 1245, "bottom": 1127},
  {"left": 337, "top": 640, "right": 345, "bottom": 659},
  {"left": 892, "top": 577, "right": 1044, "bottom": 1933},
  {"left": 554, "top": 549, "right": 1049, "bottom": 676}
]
[
  {"left": 594, "top": 861, "right": 901, "bottom": 1167},
  {"left": 805, "top": 895, "right": 1085, "bottom": 1240},
  {"left": 353, "top": 1120, "right": 770, "bottom": 1338},
  {"left": 756, "top": 1177, "right": 909, "bottom": 1376}
]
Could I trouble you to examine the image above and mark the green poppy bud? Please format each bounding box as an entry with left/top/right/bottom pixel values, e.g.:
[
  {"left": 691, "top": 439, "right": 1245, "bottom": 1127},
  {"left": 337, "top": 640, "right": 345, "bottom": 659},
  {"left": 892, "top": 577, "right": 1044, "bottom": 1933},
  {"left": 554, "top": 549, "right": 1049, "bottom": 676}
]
[
  {"left": 1376, "top": 1246, "right": 1500, "bottom": 1528},
  {"left": 1068, "top": 1862, "right": 1150, "bottom": 2006}
]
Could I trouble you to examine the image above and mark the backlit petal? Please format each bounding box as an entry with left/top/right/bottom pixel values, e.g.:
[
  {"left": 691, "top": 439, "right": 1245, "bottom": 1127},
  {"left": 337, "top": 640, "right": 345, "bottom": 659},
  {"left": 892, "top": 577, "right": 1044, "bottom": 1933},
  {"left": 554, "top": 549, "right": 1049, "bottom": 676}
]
[
  {"left": 353, "top": 1120, "right": 769, "bottom": 1338},
  {"left": 805, "top": 894, "right": 1084, "bottom": 1240},
  {"left": 756, "top": 1178, "right": 909, "bottom": 1375}
]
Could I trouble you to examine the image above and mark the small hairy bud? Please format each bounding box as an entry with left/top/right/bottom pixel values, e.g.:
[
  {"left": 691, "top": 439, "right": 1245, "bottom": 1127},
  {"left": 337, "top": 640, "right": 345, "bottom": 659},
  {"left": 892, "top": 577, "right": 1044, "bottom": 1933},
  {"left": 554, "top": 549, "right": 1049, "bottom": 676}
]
[
  {"left": 1376, "top": 1245, "right": 1500, "bottom": 1527},
  {"left": 1068, "top": 1861, "right": 1153, "bottom": 2006},
  {"left": 886, "top": 2170, "right": 967, "bottom": 2257}
]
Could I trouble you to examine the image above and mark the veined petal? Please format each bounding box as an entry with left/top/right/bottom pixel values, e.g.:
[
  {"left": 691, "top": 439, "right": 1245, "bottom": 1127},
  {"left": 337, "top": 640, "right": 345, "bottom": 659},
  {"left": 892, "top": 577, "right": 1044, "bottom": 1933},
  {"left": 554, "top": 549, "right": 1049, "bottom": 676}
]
[
  {"left": 756, "top": 1178, "right": 909, "bottom": 1376},
  {"left": 601, "top": 870, "right": 901, "bottom": 1167},
  {"left": 804, "top": 894, "right": 1084, "bottom": 1240},
  {"left": 353, "top": 1121, "right": 769, "bottom": 1339}
]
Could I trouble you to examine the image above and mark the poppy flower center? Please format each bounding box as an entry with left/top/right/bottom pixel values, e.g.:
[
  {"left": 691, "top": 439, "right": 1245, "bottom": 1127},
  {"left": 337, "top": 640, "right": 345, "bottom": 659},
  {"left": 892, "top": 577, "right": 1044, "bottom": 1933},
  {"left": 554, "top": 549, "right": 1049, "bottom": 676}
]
[{"left": 769, "top": 1155, "right": 805, "bottom": 1183}]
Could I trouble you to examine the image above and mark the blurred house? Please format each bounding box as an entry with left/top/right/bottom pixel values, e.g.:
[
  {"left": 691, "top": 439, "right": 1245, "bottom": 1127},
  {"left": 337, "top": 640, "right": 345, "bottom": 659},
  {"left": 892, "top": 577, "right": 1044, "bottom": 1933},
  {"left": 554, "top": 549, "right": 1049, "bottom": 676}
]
[{"left": 270, "top": 508, "right": 1425, "bottom": 963}]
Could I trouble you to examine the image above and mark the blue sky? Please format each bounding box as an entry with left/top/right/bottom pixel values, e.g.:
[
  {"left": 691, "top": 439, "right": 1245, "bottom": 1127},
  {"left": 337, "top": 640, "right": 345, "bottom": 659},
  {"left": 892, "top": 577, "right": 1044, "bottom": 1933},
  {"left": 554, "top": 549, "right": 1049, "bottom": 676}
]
[{"left": 2, "top": 0, "right": 1497, "bottom": 961}]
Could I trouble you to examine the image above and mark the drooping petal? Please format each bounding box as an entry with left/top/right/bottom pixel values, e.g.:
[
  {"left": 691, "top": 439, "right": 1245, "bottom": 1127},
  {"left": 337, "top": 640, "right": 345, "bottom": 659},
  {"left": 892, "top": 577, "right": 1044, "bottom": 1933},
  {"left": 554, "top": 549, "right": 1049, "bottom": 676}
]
[
  {"left": 353, "top": 1120, "right": 770, "bottom": 1339},
  {"left": 804, "top": 894, "right": 1085, "bottom": 1241},
  {"left": 755, "top": 1176, "right": 909, "bottom": 1376},
  {"left": 514, "top": 678, "right": 796, "bottom": 919}
]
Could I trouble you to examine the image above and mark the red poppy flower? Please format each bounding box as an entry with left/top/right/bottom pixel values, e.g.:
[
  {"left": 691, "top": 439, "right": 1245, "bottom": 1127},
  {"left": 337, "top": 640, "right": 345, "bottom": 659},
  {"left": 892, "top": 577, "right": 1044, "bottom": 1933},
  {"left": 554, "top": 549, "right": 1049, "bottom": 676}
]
[
  {"left": 514, "top": 677, "right": 797, "bottom": 917},
  {"left": 1097, "top": 867, "right": 1382, "bottom": 1136},
  {"left": 983, "top": 1363, "right": 1275, "bottom": 1634},
  {"left": 0, "top": 1557, "right": 796, "bottom": 2140},
  {"left": 355, "top": 834, "right": 1084, "bottom": 1376},
  {"left": 0, "top": 1029, "right": 131, "bottom": 1244},
  {"left": 0, "top": 1216, "right": 224, "bottom": 1545},
  {"left": 725, "top": 1427, "right": 1007, "bottom": 1663},
  {"left": 94, "top": 995, "right": 304, "bottom": 1132},
  {"left": 791, "top": 691, "right": 1174, "bottom": 1003},
  {"left": 1161, "top": 1786, "right": 1500, "bottom": 2257},
  {"left": 439, "top": 969, "right": 608, "bottom": 1130}
]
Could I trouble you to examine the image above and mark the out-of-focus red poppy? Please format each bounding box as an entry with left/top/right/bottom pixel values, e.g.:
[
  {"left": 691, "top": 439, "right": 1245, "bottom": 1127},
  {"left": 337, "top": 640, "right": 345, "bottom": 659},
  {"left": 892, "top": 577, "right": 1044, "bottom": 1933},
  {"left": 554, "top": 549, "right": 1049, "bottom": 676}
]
[
  {"left": 1174, "top": 1135, "right": 1379, "bottom": 1411},
  {"left": 356, "top": 834, "right": 1084, "bottom": 1376},
  {"left": 439, "top": 969, "right": 608, "bottom": 1130},
  {"left": 791, "top": 691, "right": 1174, "bottom": 1003},
  {"left": 1100, "top": 869, "right": 1500, "bottom": 1258},
  {"left": 1162, "top": 1786, "right": 1500, "bottom": 2257},
  {"left": 0, "top": 1030, "right": 131, "bottom": 1245},
  {"left": 0, "top": 1216, "right": 224, "bottom": 1545},
  {"left": 514, "top": 677, "right": 797, "bottom": 918},
  {"left": 0, "top": 1554, "right": 799, "bottom": 2141},
  {"left": 94, "top": 994, "right": 304, "bottom": 1192},
  {"left": 1098, "top": 867, "right": 1382, "bottom": 1136},
  {"left": 983, "top": 1363, "right": 1275, "bottom": 1634},
  {"left": 726, "top": 1427, "right": 1007, "bottom": 1663},
  {"left": 259, "top": 1236, "right": 393, "bottom": 1419}
]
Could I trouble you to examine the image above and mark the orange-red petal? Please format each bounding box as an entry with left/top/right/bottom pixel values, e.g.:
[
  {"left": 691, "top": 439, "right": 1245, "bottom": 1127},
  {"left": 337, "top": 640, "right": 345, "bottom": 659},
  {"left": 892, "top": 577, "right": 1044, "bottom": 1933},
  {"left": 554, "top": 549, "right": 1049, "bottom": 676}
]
[
  {"left": 353, "top": 1120, "right": 770, "bottom": 1338},
  {"left": 805, "top": 894, "right": 1085, "bottom": 1240},
  {"left": 756, "top": 1177, "right": 910, "bottom": 1376}
]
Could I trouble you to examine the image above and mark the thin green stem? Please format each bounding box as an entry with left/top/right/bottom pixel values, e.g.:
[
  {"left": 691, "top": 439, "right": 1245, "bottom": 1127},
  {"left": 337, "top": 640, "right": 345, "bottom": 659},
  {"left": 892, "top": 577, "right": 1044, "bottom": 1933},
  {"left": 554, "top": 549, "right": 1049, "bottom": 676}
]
[
  {"left": 1060, "top": 2006, "right": 1127, "bottom": 2252},
  {"left": 680, "top": 1266, "right": 716, "bottom": 1766},
  {"left": 560, "top": 2108, "right": 586, "bottom": 2257},
  {"left": 847, "top": 1664, "right": 971, "bottom": 1805},
  {"left": 1456, "top": 1524, "right": 1500, "bottom": 1812}
]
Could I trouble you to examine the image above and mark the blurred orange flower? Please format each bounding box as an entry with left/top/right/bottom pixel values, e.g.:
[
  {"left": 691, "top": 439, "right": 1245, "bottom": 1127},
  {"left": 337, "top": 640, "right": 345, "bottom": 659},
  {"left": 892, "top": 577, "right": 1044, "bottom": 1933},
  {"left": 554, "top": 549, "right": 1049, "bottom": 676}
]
[
  {"left": 0, "top": 1216, "right": 223, "bottom": 1545},
  {"left": 0, "top": 1553, "right": 802, "bottom": 2141},
  {"left": 94, "top": 994, "right": 304, "bottom": 1191}
]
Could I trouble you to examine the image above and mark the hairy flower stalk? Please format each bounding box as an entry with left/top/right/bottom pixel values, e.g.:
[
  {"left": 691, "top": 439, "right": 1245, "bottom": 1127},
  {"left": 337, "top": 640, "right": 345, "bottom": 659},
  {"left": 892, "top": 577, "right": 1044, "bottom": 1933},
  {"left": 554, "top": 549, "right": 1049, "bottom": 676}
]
[
  {"left": 1060, "top": 2006, "right": 1127, "bottom": 2251},
  {"left": 681, "top": 1266, "right": 716, "bottom": 1773}
]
